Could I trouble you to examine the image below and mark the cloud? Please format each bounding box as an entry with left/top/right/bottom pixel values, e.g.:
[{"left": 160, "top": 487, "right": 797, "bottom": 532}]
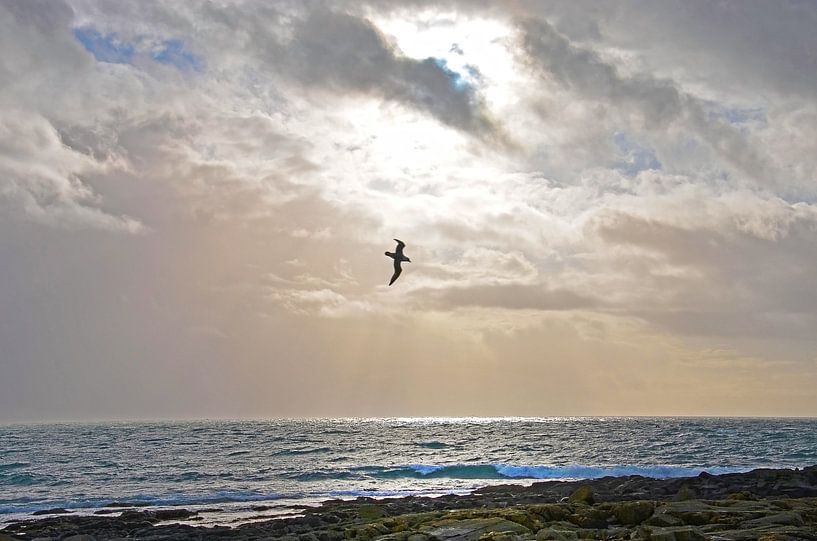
[
  {"left": 0, "top": 111, "right": 143, "bottom": 232},
  {"left": 417, "top": 283, "right": 599, "bottom": 311},
  {"left": 281, "top": 9, "right": 504, "bottom": 141},
  {"left": 3, "top": 0, "right": 817, "bottom": 419},
  {"left": 516, "top": 17, "right": 776, "bottom": 186}
]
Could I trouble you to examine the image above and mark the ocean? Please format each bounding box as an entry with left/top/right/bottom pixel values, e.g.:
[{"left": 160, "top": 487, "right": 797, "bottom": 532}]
[{"left": 2, "top": 417, "right": 817, "bottom": 526}]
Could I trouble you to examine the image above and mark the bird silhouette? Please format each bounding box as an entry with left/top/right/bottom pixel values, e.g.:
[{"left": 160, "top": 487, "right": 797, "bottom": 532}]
[{"left": 385, "top": 239, "right": 411, "bottom": 285}]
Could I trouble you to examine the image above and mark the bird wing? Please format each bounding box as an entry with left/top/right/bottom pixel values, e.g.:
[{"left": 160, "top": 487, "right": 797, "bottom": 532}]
[
  {"left": 389, "top": 260, "right": 403, "bottom": 286},
  {"left": 393, "top": 239, "right": 405, "bottom": 257}
]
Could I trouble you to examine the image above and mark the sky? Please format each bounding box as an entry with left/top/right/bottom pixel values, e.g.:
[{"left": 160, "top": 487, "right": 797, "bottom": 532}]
[{"left": 2, "top": 0, "right": 817, "bottom": 421}]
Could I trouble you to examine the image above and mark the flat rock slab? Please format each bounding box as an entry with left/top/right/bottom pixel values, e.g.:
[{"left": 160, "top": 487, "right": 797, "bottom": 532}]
[{"left": 423, "top": 518, "right": 530, "bottom": 541}]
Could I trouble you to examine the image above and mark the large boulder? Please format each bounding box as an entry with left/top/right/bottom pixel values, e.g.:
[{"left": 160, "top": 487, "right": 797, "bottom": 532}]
[
  {"left": 611, "top": 501, "right": 654, "bottom": 525},
  {"left": 567, "top": 486, "right": 594, "bottom": 506}
]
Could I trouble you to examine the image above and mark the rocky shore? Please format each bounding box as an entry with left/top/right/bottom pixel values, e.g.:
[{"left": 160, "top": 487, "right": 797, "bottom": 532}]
[{"left": 3, "top": 466, "right": 817, "bottom": 541}]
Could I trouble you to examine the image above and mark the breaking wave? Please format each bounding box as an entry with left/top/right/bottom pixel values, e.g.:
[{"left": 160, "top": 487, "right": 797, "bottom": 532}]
[{"left": 360, "top": 464, "right": 747, "bottom": 481}]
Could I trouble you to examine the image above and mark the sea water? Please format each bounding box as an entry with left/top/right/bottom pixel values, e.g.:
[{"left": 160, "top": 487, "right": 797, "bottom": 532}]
[{"left": 2, "top": 417, "right": 817, "bottom": 525}]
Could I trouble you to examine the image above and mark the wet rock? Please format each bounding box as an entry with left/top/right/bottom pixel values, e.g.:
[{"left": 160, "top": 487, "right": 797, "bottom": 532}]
[
  {"left": 31, "top": 508, "right": 72, "bottom": 516},
  {"left": 151, "top": 508, "right": 197, "bottom": 520},
  {"left": 93, "top": 509, "right": 126, "bottom": 515}
]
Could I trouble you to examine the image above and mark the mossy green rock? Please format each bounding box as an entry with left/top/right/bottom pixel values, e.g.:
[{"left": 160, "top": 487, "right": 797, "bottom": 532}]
[
  {"left": 612, "top": 501, "right": 655, "bottom": 525},
  {"left": 641, "top": 526, "right": 705, "bottom": 541},
  {"left": 567, "top": 486, "right": 594, "bottom": 505},
  {"left": 345, "top": 522, "right": 389, "bottom": 540},
  {"left": 528, "top": 505, "right": 569, "bottom": 523},
  {"left": 535, "top": 527, "right": 578, "bottom": 541},
  {"left": 566, "top": 507, "right": 609, "bottom": 528},
  {"left": 358, "top": 505, "right": 386, "bottom": 521}
]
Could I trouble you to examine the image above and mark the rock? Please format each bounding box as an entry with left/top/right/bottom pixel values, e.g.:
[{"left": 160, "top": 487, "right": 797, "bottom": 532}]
[
  {"left": 727, "top": 491, "right": 758, "bottom": 501},
  {"left": 357, "top": 504, "right": 386, "bottom": 520},
  {"left": 118, "top": 509, "right": 149, "bottom": 521},
  {"left": 92, "top": 509, "right": 126, "bottom": 515},
  {"left": 742, "top": 511, "right": 804, "bottom": 527},
  {"left": 645, "top": 511, "right": 684, "bottom": 527},
  {"left": 567, "top": 486, "right": 594, "bottom": 505},
  {"left": 477, "top": 532, "right": 522, "bottom": 541},
  {"left": 151, "top": 508, "right": 197, "bottom": 520},
  {"left": 423, "top": 518, "right": 530, "bottom": 541},
  {"left": 675, "top": 486, "right": 698, "bottom": 501},
  {"left": 536, "top": 529, "right": 578, "bottom": 541},
  {"left": 643, "top": 526, "right": 705, "bottom": 541},
  {"left": 31, "top": 508, "right": 72, "bottom": 516},
  {"left": 612, "top": 501, "right": 655, "bottom": 525},
  {"left": 566, "top": 507, "right": 609, "bottom": 528},
  {"left": 317, "top": 531, "right": 346, "bottom": 541},
  {"left": 528, "top": 504, "right": 569, "bottom": 523},
  {"left": 346, "top": 522, "right": 389, "bottom": 540},
  {"left": 4, "top": 467, "right": 817, "bottom": 541}
]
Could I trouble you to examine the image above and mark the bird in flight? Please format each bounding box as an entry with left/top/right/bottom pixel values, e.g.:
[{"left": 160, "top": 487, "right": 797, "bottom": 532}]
[{"left": 385, "top": 239, "right": 411, "bottom": 286}]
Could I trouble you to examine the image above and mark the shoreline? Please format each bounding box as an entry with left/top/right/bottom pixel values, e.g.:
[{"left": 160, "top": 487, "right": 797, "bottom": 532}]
[{"left": 3, "top": 465, "right": 817, "bottom": 540}]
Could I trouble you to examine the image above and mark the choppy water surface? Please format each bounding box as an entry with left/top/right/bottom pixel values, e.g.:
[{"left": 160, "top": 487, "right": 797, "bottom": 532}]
[{"left": 2, "top": 417, "right": 817, "bottom": 524}]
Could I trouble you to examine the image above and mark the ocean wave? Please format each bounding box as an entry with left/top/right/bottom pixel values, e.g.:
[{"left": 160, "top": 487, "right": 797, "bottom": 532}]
[
  {"left": 283, "top": 470, "right": 359, "bottom": 481},
  {"left": 0, "top": 473, "right": 39, "bottom": 486},
  {"left": 0, "top": 491, "right": 292, "bottom": 515},
  {"left": 417, "top": 441, "right": 450, "bottom": 449},
  {"left": 0, "top": 462, "right": 30, "bottom": 471},
  {"left": 359, "top": 464, "right": 748, "bottom": 481},
  {"left": 274, "top": 447, "right": 333, "bottom": 456}
]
